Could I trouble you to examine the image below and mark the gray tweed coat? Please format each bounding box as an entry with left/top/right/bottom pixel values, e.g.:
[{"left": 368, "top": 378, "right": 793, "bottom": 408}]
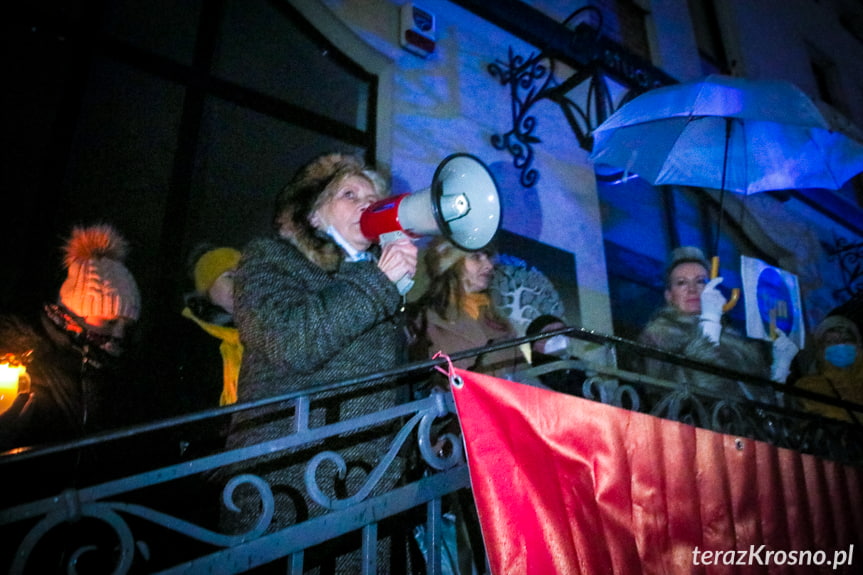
[{"left": 222, "top": 233, "right": 410, "bottom": 551}]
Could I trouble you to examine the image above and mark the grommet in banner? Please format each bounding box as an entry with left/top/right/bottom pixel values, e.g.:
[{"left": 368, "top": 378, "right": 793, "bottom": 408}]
[
  {"left": 431, "top": 351, "right": 462, "bottom": 388},
  {"left": 735, "top": 438, "right": 745, "bottom": 451}
]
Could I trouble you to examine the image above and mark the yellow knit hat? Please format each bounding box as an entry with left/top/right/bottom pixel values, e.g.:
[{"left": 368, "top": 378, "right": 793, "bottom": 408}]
[
  {"left": 814, "top": 315, "right": 860, "bottom": 344},
  {"left": 194, "top": 247, "right": 241, "bottom": 294}
]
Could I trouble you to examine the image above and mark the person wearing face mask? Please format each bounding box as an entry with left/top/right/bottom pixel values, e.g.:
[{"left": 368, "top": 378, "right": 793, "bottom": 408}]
[
  {"left": 795, "top": 315, "right": 863, "bottom": 423},
  {"left": 220, "top": 153, "right": 419, "bottom": 573},
  {"left": 522, "top": 314, "right": 587, "bottom": 395},
  {"left": 637, "top": 246, "right": 795, "bottom": 404},
  {"left": 0, "top": 224, "right": 142, "bottom": 451}
]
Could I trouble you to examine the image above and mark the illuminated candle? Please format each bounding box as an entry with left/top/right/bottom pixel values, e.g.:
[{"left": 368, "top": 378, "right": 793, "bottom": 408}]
[
  {"left": 0, "top": 363, "right": 25, "bottom": 415},
  {"left": 0, "top": 352, "right": 31, "bottom": 415}
]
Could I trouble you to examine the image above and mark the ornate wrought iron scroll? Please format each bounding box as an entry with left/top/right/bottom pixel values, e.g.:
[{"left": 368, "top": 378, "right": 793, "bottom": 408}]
[
  {"left": 486, "top": 6, "right": 675, "bottom": 187},
  {"left": 827, "top": 232, "right": 863, "bottom": 299},
  {"left": 2, "top": 328, "right": 862, "bottom": 573},
  {"left": 0, "top": 389, "right": 465, "bottom": 574},
  {"left": 487, "top": 47, "right": 553, "bottom": 188}
]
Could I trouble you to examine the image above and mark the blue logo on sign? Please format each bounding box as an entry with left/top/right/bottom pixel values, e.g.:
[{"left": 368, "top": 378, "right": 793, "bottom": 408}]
[{"left": 756, "top": 267, "right": 794, "bottom": 335}]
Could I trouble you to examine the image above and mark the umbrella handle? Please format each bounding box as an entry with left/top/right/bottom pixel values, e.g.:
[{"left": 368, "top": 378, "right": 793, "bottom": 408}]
[
  {"left": 724, "top": 289, "right": 740, "bottom": 313},
  {"left": 710, "top": 256, "right": 740, "bottom": 313}
]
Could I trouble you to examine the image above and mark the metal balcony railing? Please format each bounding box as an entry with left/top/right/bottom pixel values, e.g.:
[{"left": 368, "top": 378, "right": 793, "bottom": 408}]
[{"left": 1, "top": 328, "right": 861, "bottom": 574}]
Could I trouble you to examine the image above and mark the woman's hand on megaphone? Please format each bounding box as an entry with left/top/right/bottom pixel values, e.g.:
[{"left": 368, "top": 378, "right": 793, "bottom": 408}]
[{"left": 378, "top": 237, "right": 418, "bottom": 285}]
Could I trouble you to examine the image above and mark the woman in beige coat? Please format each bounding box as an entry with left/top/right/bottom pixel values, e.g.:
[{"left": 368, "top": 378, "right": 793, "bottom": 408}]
[{"left": 408, "top": 237, "right": 523, "bottom": 379}]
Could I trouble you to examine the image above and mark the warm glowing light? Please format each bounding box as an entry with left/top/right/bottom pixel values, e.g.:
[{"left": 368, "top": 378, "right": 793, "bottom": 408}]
[
  {"left": 0, "top": 353, "right": 31, "bottom": 415},
  {"left": 0, "top": 364, "right": 24, "bottom": 414}
]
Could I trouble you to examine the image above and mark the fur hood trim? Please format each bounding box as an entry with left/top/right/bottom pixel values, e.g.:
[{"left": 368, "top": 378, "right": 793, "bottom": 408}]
[{"left": 274, "top": 153, "right": 386, "bottom": 272}]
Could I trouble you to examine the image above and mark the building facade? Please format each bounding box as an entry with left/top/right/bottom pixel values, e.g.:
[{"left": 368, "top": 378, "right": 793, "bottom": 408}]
[{"left": 5, "top": 0, "right": 863, "bottom": 378}]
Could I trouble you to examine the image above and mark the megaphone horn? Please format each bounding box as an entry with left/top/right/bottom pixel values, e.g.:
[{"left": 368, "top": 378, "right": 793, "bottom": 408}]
[
  {"left": 360, "top": 153, "right": 502, "bottom": 249},
  {"left": 360, "top": 153, "right": 502, "bottom": 294}
]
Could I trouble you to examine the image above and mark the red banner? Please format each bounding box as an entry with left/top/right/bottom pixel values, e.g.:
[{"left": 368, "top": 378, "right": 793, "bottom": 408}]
[{"left": 450, "top": 368, "right": 862, "bottom": 574}]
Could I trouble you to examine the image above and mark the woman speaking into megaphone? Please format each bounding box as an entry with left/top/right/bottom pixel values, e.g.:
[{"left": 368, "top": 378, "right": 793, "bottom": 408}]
[{"left": 223, "top": 152, "right": 417, "bottom": 570}]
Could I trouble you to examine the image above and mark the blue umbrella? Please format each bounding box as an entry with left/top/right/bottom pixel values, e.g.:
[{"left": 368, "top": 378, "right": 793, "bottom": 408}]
[
  {"left": 589, "top": 74, "right": 863, "bottom": 195},
  {"left": 589, "top": 74, "right": 863, "bottom": 312}
]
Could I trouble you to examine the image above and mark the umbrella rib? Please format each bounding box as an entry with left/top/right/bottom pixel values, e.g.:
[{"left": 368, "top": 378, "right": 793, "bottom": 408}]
[
  {"left": 738, "top": 118, "right": 747, "bottom": 194},
  {"left": 656, "top": 113, "right": 703, "bottom": 185},
  {"left": 713, "top": 117, "right": 732, "bottom": 257},
  {"left": 804, "top": 129, "right": 841, "bottom": 190}
]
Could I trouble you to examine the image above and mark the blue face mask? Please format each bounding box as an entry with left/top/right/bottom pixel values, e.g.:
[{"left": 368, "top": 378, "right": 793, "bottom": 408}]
[{"left": 824, "top": 343, "right": 857, "bottom": 369}]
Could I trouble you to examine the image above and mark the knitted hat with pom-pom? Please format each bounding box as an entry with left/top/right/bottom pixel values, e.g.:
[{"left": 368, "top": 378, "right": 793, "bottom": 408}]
[{"left": 59, "top": 224, "right": 141, "bottom": 321}]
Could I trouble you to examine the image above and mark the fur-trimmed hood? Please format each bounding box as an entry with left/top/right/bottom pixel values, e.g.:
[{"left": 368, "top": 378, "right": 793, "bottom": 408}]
[{"left": 273, "top": 153, "right": 386, "bottom": 272}]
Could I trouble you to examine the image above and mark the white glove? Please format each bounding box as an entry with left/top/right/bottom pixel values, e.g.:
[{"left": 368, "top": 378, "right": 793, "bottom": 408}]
[
  {"left": 699, "top": 277, "right": 726, "bottom": 344},
  {"left": 770, "top": 329, "right": 799, "bottom": 383}
]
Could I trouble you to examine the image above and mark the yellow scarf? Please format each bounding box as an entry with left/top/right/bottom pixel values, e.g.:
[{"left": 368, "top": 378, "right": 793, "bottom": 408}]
[
  {"left": 181, "top": 307, "right": 243, "bottom": 405},
  {"left": 462, "top": 292, "right": 490, "bottom": 320}
]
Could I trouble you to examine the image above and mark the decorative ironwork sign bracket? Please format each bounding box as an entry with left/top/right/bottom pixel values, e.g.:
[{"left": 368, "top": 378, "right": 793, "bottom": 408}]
[{"left": 486, "top": 8, "right": 676, "bottom": 187}]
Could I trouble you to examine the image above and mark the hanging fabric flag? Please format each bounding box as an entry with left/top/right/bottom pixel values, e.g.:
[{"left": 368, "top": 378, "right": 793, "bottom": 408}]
[{"left": 448, "top": 366, "right": 863, "bottom": 575}]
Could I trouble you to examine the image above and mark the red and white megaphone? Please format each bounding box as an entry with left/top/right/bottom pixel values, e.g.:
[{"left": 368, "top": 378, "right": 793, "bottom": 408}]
[{"left": 360, "top": 153, "right": 502, "bottom": 293}]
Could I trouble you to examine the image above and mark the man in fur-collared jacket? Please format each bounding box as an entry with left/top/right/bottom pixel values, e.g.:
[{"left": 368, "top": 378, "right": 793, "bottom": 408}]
[
  {"left": 637, "top": 247, "right": 796, "bottom": 405},
  {"left": 221, "top": 153, "right": 419, "bottom": 572}
]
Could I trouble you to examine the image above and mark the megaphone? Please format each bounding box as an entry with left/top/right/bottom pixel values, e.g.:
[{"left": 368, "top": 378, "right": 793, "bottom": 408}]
[{"left": 360, "top": 153, "right": 502, "bottom": 294}]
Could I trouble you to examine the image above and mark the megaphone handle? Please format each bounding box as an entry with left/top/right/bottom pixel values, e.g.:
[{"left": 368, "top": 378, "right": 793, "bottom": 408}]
[
  {"left": 379, "top": 231, "right": 407, "bottom": 244},
  {"left": 395, "top": 275, "right": 415, "bottom": 296},
  {"left": 379, "top": 230, "right": 415, "bottom": 296}
]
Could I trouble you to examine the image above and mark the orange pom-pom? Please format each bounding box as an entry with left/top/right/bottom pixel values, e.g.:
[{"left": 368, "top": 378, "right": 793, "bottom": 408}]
[{"left": 63, "top": 224, "right": 129, "bottom": 267}]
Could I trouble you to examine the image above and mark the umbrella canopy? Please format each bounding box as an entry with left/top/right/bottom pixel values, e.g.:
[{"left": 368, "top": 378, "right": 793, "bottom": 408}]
[{"left": 589, "top": 74, "right": 863, "bottom": 195}]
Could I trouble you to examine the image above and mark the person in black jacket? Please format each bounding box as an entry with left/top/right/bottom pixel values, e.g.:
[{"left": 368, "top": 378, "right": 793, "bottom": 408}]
[
  {"left": 0, "top": 224, "right": 141, "bottom": 453},
  {"left": 524, "top": 314, "right": 587, "bottom": 396}
]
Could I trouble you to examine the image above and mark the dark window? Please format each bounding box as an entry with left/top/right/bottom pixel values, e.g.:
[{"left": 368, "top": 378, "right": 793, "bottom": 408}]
[
  {"left": 810, "top": 52, "right": 842, "bottom": 111},
  {"left": 591, "top": 0, "right": 652, "bottom": 62},
  {"left": 687, "top": 0, "right": 729, "bottom": 75},
  {"left": 6, "top": 0, "right": 379, "bottom": 372}
]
